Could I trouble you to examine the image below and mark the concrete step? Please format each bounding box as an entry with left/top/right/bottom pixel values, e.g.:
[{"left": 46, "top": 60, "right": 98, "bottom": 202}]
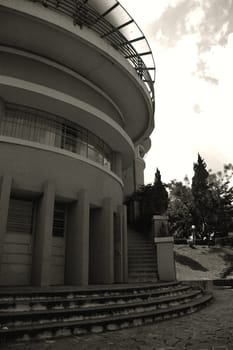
[
  {"left": 0, "top": 283, "right": 190, "bottom": 312},
  {"left": 0, "top": 290, "right": 202, "bottom": 322},
  {"left": 128, "top": 254, "right": 156, "bottom": 259},
  {"left": 128, "top": 268, "right": 157, "bottom": 273},
  {"left": 127, "top": 228, "right": 158, "bottom": 282},
  {"left": 128, "top": 273, "right": 158, "bottom": 280},
  {"left": 128, "top": 244, "right": 155, "bottom": 248},
  {"left": 128, "top": 263, "right": 157, "bottom": 268},
  {"left": 127, "top": 240, "right": 154, "bottom": 245},
  {"left": 128, "top": 255, "right": 156, "bottom": 260},
  {"left": 0, "top": 283, "right": 213, "bottom": 343}
]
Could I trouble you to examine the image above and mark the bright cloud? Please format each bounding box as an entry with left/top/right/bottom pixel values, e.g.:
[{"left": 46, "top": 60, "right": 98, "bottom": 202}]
[
  {"left": 120, "top": 0, "right": 233, "bottom": 184},
  {"left": 185, "top": 6, "right": 205, "bottom": 32}
]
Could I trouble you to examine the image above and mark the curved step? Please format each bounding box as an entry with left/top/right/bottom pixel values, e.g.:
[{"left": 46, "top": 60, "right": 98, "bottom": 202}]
[
  {"left": 0, "top": 285, "right": 191, "bottom": 312},
  {"left": 0, "top": 283, "right": 213, "bottom": 343},
  {"left": 0, "top": 292, "right": 213, "bottom": 342}
]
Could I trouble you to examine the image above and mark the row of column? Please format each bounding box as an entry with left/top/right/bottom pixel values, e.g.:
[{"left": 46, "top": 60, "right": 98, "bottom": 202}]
[{"left": 0, "top": 175, "right": 128, "bottom": 286}]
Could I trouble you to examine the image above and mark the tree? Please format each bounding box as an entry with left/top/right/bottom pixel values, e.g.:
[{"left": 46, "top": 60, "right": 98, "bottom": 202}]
[
  {"left": 167, "top": 159, "right": 233, "bottom": 238},
  {"left": 208, "top": 164, "right": 233, "bottom": 235},
  {"left": 127, "top": 168, "right": 168, "bottom": 232},
  {"left": 167, "top": 179, "right": 193, "bottom": 237},
  {"left": 191, "top": 154, "right": 212, "bottom": 233},
  {"left": 151, "top": 168, "right": 169, "bottom": 215}
]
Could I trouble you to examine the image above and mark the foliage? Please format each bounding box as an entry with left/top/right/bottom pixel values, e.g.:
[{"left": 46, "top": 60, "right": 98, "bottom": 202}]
[
  {"left": 207, "top": 164, "right": 233, "bottom": 235},
  {"left": 127, "top": 155, "right": 233, "bottom": 237},
  {"left": 151, "top": 168, "right": 169, "bottom": 215},
  {"left": 127, "top": 168, "right": 168, "bottom": 232},
  {"left": 191, "top": 153, "right": 212, "bottom": 232},
  {"left": 167, "top": 156, "right": 233, "bottom": 238},
  {"left": 167, "top": 180, "right": 193, "bottom": 237}
]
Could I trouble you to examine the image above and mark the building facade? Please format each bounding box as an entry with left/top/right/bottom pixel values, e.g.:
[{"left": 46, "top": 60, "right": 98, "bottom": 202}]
[{"left": 0, "top": 0, "right": 155, "bottom": 286}]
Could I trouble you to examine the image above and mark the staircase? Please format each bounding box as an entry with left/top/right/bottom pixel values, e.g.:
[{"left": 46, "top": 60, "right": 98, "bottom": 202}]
[
  {"left": 128, "top": 228, "right": 158, "bottom": 282},
  {"left": 0, "top": 282, "right": 213, "bottom": 343}
]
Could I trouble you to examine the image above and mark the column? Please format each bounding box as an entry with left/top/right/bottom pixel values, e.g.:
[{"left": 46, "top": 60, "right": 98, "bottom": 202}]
[
  {"left": 32, "top": 181, "right": 55, "bottom": 286},
  {"left": 114, "top": 205, "right": 124, "bottom": 283},
  {"left": 0, "top": 175, "right": 12, "bottom": 273},
  {"left": 66, "top": 189, "right": 89, "bottom": 285},
  {"left": 122, "top": 205, "right": 128, "bottom": 282},
  {"left": 90, "top": 197, "right": 114, "bottom": 284},
  {"left": 99, "top": 197, "right": 114, "bottom": 283}
]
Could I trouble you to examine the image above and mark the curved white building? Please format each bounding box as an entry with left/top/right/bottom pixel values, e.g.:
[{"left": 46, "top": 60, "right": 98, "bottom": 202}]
[{"left": 0, "top": 0, "right": 155, "bottom": 286}]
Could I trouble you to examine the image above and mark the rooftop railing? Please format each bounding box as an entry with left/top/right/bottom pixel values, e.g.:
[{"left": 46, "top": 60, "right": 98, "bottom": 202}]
[{"left": 28, "top": 0, "right": 155, "bottom": 109}]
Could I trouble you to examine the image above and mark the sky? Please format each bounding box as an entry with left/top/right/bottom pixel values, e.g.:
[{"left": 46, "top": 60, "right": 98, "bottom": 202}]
[{"left": 120, "top": 0, "right": 233, "bottom": 185}]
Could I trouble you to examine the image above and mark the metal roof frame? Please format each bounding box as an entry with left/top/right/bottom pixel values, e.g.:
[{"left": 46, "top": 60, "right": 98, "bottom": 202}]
[{"left": 28, "top": 0, "right": 155, "bottom": 108}]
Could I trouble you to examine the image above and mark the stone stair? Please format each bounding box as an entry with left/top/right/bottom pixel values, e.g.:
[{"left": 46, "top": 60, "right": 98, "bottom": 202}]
[
  {"left": 128, "top": 228, "right": 158, "bottom": 282},
  {"left": 0, "top": 282, "right": 213, "bottom": 343}
]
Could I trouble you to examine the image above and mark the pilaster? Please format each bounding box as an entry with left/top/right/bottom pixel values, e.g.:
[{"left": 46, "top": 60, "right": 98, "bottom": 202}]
[
  {"left": 66, "top": 189, "right": 90, "bottom": 285},
  {"left": 32, "top": 181, "right": 55, "bottom": 286}
]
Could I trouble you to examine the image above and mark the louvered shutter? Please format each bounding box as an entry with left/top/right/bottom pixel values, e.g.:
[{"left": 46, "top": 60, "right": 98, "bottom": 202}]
[
  {"left": 7, "top": 199, "right": 34, "bottom": 234},
  {"left": 53, "top": 203, "right": 66, "bottom": 237}
]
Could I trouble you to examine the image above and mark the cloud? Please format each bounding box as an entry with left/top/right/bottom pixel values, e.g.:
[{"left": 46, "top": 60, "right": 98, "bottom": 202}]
[
  {"left": 197, "top": 0, "right": 232, "bottom": 51},
  {"left": 152, "top": 0, "right": 197, "bottom": 47},
  {"left": 149, "top": 0, "right": 233, "bottom": 83},
  {"left": 195, "top": 59, "right": 219, "bottom": 85},
  {"left": 193, "top": 104, "right": 201, "bottom": 113},
  {"left": 119, "top": 1, "right": 233, "bottom": 183}
]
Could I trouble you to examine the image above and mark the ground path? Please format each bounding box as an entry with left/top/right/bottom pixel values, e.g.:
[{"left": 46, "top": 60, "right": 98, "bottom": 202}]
[
  {"left": 174, "top": 245, "right": 233, "bottom": 280},
  {"left": 1, "top": 288, "right": 233, "bottom": 349}
]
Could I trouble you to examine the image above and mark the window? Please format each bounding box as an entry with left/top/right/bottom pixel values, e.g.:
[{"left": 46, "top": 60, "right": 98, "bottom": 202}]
[
  {"left": 61, "top": 125, "right": 77, "bottom": 153},
  {"left": 53, "top": 203, "right": 66, "bottom": 237},
  {"left": 7, "top": 198, "right": 34, "bottom": 234},
  {"left": 2, "top": 103, "right": 113, "bottom": 170}
]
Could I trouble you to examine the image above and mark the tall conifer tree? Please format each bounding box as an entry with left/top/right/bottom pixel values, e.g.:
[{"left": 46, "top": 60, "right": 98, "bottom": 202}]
[{"left": 191, "top": 153, "right": 211, "bottom": 232}]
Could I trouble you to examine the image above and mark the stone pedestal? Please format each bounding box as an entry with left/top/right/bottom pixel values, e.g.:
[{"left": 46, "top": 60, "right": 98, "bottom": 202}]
[
  {"left": 154, "top": 236, "right": 176, "bottom": 281},
  {"left": 152, "top": 215, "right": 176, "bottom": 282}
]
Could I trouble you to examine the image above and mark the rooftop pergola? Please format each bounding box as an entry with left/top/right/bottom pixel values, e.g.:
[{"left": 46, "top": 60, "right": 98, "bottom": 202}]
[{"left": 29, "top": 0, "right": 155, "bottom": 109}]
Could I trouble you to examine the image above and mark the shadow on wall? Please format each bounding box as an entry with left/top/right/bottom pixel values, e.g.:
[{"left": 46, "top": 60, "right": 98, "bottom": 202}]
[{"left": 174, "top": 252, "right": 209, "bottom": 272}]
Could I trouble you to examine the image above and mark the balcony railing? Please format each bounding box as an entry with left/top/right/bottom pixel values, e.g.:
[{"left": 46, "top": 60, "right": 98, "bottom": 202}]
[
  {"left": 28, "top": 0, "right": 155, "bottom": 109},
  {"left": 1, "top": 104, "right": 112, "bottom": 170}
]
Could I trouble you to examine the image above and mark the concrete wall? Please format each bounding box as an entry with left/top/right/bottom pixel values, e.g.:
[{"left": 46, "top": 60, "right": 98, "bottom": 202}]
[
  {"left": 0, "top": 1, "right": 154, "bottom": 146},
  {"left": 0, "top": 232, "right": 32, "bottom": 286},
  {"left": 0, "top": 142, "right": 123, "bottom": 207},
  {"left": 155, "top": 239, "right": 176, "bottom": 282},
  {"left": 123, "top": 146, "right": 146, "bottom": 197},
  {"left": 0, "top": 51, "right": 124, "bottom": 127},
  {"left": 51, "top": 236, "right": 66, "bottom": 285},
  {"left": 0, "top": 0, "right": 155, "bottom": 287},
  {"left": 0, "top": 143, "right": 125, "bottom": 286}
]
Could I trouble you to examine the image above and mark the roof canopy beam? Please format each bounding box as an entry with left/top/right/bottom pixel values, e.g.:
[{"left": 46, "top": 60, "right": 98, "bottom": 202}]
[
  {"left": 137, "top": 67, "right": 155, "bottom": 71},
  {"left": 125, "top": 51, "right": 152, "bottom": 59},
  {"left": 101, "top": 19, "right": 134, "bottom": 38},
  {"left": 119, "top": 36, "right": 145, "bottom": 46},
  {"left": 101, "top": 3, "right": 119, "bottom": 17}
]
